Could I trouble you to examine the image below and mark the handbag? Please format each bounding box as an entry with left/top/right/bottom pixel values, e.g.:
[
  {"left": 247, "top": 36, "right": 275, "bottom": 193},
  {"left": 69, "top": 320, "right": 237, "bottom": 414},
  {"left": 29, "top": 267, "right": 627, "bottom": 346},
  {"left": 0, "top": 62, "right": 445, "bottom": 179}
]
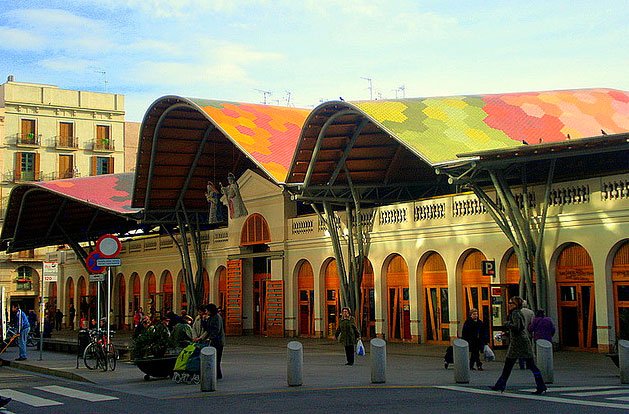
[
  {"left": 356, "top": 339, "right": 366, "bottom": 356},
  {"left": 483, "top": 344, "right": 495, "bottom": 361}
]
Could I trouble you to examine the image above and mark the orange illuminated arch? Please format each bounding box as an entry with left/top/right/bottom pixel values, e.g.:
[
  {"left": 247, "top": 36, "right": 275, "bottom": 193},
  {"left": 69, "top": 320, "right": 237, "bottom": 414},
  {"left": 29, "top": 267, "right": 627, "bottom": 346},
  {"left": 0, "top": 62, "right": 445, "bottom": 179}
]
[{"left": 240, "top": 213, "right": 271, "bottom": 246}]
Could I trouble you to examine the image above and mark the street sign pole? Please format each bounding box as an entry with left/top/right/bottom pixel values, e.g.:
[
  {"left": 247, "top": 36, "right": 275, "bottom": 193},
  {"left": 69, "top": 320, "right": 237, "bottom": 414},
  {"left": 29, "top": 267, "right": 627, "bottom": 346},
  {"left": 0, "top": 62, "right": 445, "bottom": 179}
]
[
  {"left": 97, "top": 280, "right": 101, "bottom": 331},
  {"left": 106, "top": 266, "right": 111, "bottom": 346},
  {"left": 39, "top": 264, "right": 45, "bottom": 361}
]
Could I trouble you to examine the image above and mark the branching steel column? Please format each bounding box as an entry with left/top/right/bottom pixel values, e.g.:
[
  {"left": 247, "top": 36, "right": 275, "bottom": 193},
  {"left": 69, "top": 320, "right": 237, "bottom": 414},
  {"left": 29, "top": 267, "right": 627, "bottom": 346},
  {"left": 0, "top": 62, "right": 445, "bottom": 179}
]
[
  {"left": 328, "top": 118, "right": 369, "bottom": 186},
  {"left": 175, "top": 125, "right": 214, "bottom": 208},
  {"left": 303, "top": 109, "right": 358, "bottom": 188},
  {"left": 45, "top": 199, "right": 67, "bottom": 238}
]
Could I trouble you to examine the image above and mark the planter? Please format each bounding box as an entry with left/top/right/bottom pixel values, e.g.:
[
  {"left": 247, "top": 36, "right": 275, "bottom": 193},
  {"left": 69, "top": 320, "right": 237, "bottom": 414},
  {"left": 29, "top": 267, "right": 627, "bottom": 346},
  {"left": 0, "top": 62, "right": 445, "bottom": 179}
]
[{"left": 134, "top": 355, "right": 178, "bottom": 380}]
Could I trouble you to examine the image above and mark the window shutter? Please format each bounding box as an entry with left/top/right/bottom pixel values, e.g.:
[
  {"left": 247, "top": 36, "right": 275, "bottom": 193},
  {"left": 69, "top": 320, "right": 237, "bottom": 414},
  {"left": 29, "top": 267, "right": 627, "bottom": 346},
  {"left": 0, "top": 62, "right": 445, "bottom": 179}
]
[
  {"left": 14, "top": 152, "right": 23, "bottom": 181},
  {"left": 109, "top": 157, "right": 115, "bottom": 174},
  {"left": 91, "top": 156, "right": 97, "bottom": 176},
  {"left": 34, "top": 153, "right": 41, "bottom": 180}
]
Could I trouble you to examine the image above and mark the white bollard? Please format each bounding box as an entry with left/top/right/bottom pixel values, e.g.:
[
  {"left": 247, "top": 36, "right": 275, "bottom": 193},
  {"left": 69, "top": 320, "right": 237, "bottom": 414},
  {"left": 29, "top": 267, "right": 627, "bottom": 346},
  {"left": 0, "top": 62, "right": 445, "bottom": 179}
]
[
  {"left": 620, "top": 339, "right": 629, "bottom": 384},
  {"left": 536, "top": 339, "right": 554, "bottom": 384},
  {"left": 370, "top": 338, "right": 386, "bottom": 383},
  {"left": 453, "top": 339, "right": 470, "bottom": 384},
  {"left": 287, "top": 341, "right": 303, "bottom": 387},
  {"left": 200, "top": 346, "right": 217, "bottom": 392}
]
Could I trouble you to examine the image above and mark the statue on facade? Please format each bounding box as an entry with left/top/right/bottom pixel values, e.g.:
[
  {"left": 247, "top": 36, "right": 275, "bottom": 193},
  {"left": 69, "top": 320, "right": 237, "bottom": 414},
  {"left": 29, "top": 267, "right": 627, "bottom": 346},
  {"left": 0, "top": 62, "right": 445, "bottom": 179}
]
[
  {"left": 205, "top": 181, "right": 226, "bottom": 224},
  {"left": 220, "top": 173, "right": 248, "bottom": 219}
]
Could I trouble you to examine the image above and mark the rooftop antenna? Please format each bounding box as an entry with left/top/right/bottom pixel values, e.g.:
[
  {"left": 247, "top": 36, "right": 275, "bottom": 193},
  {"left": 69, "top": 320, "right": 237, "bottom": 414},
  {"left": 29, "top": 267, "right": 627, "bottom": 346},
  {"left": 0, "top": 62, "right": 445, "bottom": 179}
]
[
  {"left": 284, "top": 90, "right": 293, "bottom": 107},
  {"left": 361, "top": 77, "right": 373, "bottom": 100},
  {"left": 254, "top": 89, "right": 272, "bottom": 105},
  {"left": 88, "top": 66, "right": 108, "bottom": 92},
  {"left": 397, "top": 85, "right": 406, "bottom": 99}
]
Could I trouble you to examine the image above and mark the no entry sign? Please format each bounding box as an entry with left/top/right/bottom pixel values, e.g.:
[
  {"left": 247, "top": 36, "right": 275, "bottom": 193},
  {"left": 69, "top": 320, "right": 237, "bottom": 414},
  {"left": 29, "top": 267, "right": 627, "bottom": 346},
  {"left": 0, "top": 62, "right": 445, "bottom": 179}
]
[{"left": 96, "top": 234, "right": 122, "bottom": 258}]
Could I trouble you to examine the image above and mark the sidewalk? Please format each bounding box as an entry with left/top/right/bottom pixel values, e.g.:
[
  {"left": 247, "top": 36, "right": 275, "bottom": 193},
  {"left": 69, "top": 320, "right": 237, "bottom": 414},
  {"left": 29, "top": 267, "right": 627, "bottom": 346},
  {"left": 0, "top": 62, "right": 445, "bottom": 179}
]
[{"left": 0, "top": 331, "right": 622, "bottom": 397}]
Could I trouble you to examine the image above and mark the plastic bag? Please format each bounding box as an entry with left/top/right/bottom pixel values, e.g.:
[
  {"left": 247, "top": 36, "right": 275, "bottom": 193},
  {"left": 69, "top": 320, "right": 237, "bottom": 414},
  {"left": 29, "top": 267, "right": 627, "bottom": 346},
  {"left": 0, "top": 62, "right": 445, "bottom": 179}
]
[
  {"left": 356, "top": 339, "right": 365, "bottom": 356},
  {"left": 483, "top": 344, "right": 495, "bottom": 362}
]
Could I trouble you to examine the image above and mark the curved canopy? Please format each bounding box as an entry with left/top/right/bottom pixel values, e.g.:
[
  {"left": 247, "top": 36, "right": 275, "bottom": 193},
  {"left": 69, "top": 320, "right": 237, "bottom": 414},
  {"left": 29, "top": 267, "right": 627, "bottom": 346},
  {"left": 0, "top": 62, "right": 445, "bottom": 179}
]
[
  {"left": 1, "top": 173, "right": 141, "bottom": 252},
  {"left": 287, "top": 88, "right": 629, "bottom": 203},
  {"left": 132, "top": 96, "right": 309, "bottom": 221}
]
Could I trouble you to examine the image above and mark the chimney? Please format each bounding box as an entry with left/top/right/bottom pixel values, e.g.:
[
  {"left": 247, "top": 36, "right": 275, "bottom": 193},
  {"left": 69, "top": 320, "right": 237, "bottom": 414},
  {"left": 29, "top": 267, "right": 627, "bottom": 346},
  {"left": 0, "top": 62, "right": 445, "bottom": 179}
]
[{"left": 7, "top": 75, "right": 14, "bottom": 82}]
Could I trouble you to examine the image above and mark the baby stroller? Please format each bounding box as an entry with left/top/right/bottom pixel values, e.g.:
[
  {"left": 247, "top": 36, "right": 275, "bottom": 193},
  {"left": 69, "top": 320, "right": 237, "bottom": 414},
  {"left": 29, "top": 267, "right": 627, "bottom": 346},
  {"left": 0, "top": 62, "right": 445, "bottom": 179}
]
[
  {"left": 443, "top": 345, "right": 454, "bottom": 369},
  {"left": 172, "top": 343, "right": 203, "bottom": 384}
]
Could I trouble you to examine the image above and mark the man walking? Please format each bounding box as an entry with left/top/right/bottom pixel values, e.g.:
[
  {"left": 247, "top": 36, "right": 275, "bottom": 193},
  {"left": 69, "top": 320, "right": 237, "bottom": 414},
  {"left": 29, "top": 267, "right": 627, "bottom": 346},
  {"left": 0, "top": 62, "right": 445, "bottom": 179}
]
[{"left": 12, "top": 303, "right": 30, "bottom": 361}]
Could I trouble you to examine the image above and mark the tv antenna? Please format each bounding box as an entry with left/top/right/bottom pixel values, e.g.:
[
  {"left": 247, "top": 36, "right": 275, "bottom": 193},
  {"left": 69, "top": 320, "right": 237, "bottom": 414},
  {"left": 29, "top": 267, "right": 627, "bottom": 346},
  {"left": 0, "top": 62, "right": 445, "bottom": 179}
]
[
  {"left": 89, "top": 66, "right": 108, "bottom": 92},
  {"left": 254, "top": 89, "right": 272, "bottom": 104},
  {"left": 395, "top": 85, "right": 406, "bottom": 99},
  {"left": 361, "top": 77, "right": 373, "bottom": 100},
  {"left": 284, "top": 90, "right": 293, "bottom": 107}
]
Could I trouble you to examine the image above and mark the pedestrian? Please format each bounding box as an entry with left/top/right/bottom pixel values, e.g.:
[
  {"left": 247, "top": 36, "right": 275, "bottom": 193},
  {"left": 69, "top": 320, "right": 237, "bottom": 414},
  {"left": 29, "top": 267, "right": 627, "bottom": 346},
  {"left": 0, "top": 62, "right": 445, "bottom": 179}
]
[
  {"left": 461, "top": 308, "right": 488, "bottom": 370},
  {"left": 11, "top": 303, "right": 30, "bottom": 361},
  {"left": 55, "top": 308, "right": 63, "bottom": 331},
  {"left": 529, "top": 309, "right": 556, "bottom": 342},
  {"left": 491, "top": 296, "right": 547, "bottom": 394},
  {"left": 133, "top": 307, "right": 144, "bottom": 328},
  {"left": 192, "top": 305, "right": 206, "bottom": 341},
  {"left": 172, "top": 315, "right": 194, "bottom": 348},
  {"left": 518, "top": 299, "right": 535, "bottom": 369},
  {"left": 206, "top": 304, "right": 225, "bottom": 379},
  {"left": 334, "top": 307, "right": 361, "bottom": 366},
  {"left": 69, "top": 303, "right": 76, "bottom": 330}
]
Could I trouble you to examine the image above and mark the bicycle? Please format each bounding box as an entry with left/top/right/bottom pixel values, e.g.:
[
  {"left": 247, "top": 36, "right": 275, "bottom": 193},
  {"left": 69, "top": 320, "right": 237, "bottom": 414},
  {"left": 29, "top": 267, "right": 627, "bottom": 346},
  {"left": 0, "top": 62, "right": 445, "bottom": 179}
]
[{"left": 83, "top": 329, "right": 117, "bottom": 371}]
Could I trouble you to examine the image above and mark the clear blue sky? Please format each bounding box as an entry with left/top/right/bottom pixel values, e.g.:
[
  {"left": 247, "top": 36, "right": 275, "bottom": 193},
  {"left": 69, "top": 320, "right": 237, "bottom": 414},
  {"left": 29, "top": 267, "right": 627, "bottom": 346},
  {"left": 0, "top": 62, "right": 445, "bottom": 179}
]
[{"left": 1, "top": 0, "right": 627, "bottom": 121}]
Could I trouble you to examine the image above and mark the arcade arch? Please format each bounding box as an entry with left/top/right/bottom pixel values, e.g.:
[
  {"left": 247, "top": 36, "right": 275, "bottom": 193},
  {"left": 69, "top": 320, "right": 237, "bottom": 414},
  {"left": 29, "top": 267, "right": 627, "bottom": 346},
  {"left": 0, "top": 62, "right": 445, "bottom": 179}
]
[
  {"left": 385, "top": 254, "right": 411, "bottom": 341},
  {"left": 296, "top": 260, "right": 315, "bottom": 337},
  {"left": 421, "top": 252, "right": 449, "bottom": 344},
  {"left": 611, "top": 240, "right": 629, "bottom": 341}
]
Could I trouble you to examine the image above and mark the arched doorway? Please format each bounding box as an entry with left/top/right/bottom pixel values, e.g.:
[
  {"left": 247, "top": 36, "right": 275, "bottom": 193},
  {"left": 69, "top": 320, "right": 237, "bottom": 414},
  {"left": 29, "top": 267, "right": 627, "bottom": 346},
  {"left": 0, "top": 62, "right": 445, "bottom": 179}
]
[
  {"left": 423, "top": 252, "right": 449, "bottom": 344},
  {"left": 78, "top": 276, "right": 88, "bottom": 322},
  {"left": 66, "top": 278, "right": 75, "bottom": 329},
  {"left": 161, "top": 270, "right": 173, "bottom": 314},
  {"left": 130, "top": 273, "right": 140, "bottom": 315},
  {"left": 360, "top": 259, "right": 376, "bottom": 339},
  {"left": 612, "top": 241, "right": 629, "bottom": 341},
  {"left": 115, "top": 273, "right": 126, "bottom": 329},
  {"left": 145, "top": 272, "right": 157, "bottom": 319},
  {"left": 202, "top": 269, "right": 210, "bottom": 305},
  {"left": 217, "top": 267, "right": 227, "bottom": 312},
  {"left": 324, "top": 259, "right": 341, "bottom": 338},
  {"left": 386, "top": 254, "right": 411, "bottom": 341},
  {"left": 556, "top": 243, "right": 597, "bottom": 350},
  {"left": 178, "top": 273, "right": 187, "bottom": 312},
  {"left": 297, "top": 260, "right": 315, "bottom": 337},
  {"left": 461, "top": 250, "right": 491, "bottom": 337}
]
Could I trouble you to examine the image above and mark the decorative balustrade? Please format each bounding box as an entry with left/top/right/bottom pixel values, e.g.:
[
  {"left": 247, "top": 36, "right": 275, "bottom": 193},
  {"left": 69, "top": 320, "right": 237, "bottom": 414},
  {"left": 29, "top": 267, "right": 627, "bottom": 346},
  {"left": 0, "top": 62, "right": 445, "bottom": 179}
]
[
  {"left": 549, "top": 185, "right": 590, "bottom": 206},
  {"left": 602, "top": 179, "right": 629, "bottom": 200},
  {"left": 452, "top": 198, "right": 486, "bottom": 217},
  {"left": 292, "top": 219, "right": 314, "bottom": 235},
  {"left": 379, "top": 207, "right": 408, "bottom": 225},
  {"left": 213, "top": 231, "right": 229, "bottom": 243},
  {"left": 414, "top": 202, "right": 445, "bottom": 221}
]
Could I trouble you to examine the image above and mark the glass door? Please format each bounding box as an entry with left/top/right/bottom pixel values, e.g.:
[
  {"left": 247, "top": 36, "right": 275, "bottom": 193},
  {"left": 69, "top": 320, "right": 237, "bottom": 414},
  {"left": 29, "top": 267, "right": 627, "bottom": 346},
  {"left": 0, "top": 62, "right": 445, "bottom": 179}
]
[
  {"left": 558, "top": 283, "right": 597, "bottom": 349},
  {"left": 425, "top": 286, "right": 449, "bottom": 343}
]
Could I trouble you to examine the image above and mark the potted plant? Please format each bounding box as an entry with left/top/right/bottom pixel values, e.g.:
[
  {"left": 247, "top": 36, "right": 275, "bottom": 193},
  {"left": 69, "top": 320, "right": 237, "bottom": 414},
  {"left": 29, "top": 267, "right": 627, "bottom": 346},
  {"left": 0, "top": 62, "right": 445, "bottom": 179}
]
[{"left": 131, "top": 324, "right": 178, "bottom": 380}]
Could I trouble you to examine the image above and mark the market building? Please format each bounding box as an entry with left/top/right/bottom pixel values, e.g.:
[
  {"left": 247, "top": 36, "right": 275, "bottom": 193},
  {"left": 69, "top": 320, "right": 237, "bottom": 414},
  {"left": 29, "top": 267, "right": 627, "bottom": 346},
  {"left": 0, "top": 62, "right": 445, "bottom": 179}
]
[{"left": 2, "top": 88, "right": 628, "bottom": 353}]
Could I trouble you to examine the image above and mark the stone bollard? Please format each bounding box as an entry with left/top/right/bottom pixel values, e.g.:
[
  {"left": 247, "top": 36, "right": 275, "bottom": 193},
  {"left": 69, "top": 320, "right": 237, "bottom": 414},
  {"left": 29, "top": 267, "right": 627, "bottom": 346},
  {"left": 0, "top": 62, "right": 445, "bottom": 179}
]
[
  {"left": 453, "top": 339, "right": 470, "bottom": 384},
  {"left": 287, "top": 341, "right": 303, "bottom": 387},
  {"left": 536, "top": 339, "right": 554, "bottom": 384},
  {"left": 620, "top": 339, "right": 629, "bottom": 384},
  {"left": 200, "top": 346, "right": 217, "bottom": 392},
  {"left": 370, "top": 338, "right": 386, "bottom": 383}
]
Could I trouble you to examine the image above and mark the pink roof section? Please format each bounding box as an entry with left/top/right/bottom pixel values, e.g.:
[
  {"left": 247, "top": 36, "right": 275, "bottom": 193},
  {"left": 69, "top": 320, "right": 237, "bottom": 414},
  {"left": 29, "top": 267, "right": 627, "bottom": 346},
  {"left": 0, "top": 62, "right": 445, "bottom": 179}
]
[{"left": 36, "top": 173, "right": 138, "bottom": 215}]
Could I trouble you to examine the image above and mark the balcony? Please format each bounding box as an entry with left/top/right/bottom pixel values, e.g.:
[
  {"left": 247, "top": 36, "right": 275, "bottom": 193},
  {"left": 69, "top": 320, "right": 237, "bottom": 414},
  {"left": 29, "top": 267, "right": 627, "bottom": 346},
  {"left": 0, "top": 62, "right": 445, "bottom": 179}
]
[
  {"left": 12, "top": 170, "right": 43, "bottom": 182},
  {"left": 93, "top": 138, "right": 115, "bottom": 152},
  {"left": 55, "top": 136, "right": 79, "bottom": 150},
  {"left": 16, "top": 133, "right": 41, "bottom": 147}
]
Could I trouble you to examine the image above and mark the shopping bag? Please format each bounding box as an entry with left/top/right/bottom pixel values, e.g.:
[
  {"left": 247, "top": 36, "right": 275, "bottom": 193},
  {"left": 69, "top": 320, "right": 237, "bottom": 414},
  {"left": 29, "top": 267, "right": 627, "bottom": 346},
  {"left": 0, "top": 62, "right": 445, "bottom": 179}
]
[
  {"left": 483, "top": 344, "right": 495, "bottom": 362},
  {"left": 356, "top": 339, "right": 366, "bottom": 356}
]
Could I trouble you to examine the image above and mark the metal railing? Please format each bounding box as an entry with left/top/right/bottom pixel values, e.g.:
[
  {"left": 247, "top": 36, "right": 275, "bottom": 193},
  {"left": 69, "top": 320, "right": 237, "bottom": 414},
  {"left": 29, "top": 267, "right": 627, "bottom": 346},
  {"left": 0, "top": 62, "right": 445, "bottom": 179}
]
[
  {"left": 16, "top": 133, "right": 41, "bottom": 146},
  {"left": 93, "top": 138, "right": 115, "bottom": 151},
  {"left": 55, "top": 136, "right": 80, "bottom": 149}
]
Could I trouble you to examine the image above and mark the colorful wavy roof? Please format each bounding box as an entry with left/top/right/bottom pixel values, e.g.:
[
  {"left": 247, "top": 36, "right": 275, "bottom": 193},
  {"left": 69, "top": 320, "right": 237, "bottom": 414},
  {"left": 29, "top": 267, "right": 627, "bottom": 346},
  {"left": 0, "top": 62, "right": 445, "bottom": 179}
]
[
  {"left": 37, "top": 173, "right": 138, "bottom": 214},
  {"left": 189, "top": 98, "right": 310, "bottom": 183},
  {"left": 351, "top": 88, "right": 629, "bottom": 164}
]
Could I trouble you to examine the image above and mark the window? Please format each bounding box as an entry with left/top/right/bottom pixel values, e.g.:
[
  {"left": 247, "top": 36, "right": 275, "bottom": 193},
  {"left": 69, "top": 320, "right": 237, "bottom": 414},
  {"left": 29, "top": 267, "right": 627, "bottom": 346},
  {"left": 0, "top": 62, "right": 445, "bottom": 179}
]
[
  {"left": 96, "top": 125, "right": 112, "bottom": 150},
  {"left": 92, "top": 156, "right": 114, "bottom": 175},
  {"left": 20, "top": 119, "right": 37, "bottom": 144},
  {"left": 16, "top": 266, "right": 33, "bottom": 291},
  {"left": 14, "top": 152, "right": 40, "bottom": 181},
  {"left": 59, "top": 122, "right": 75, "bottom": 147}
]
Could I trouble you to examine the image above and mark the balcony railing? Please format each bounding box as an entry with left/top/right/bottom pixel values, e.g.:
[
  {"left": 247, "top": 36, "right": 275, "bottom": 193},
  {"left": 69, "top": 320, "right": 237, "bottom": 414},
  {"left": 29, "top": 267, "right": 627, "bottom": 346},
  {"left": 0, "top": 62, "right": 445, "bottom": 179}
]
[
  {"left": 16, "top": 133, "right": 41, "bottom": 147},
  {"left": 12, "top": 170, "right": 43, "bottom": 182},
  {"left": 93, "top": 138, "right": 115, "bottom": 152},
  {"left": 55, "top": 135, "right": 79, "bottom": 150}
]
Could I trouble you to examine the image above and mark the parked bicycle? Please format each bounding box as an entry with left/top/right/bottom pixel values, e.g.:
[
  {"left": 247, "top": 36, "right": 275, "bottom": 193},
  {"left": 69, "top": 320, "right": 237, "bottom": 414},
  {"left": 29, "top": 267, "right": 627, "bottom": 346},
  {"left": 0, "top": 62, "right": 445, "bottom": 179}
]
[
  {"left": 83, "top": 329, "right": 118, "bottom": 371},
  {"left": 3, "top": 325, "right": 39, "bottom": 348}
]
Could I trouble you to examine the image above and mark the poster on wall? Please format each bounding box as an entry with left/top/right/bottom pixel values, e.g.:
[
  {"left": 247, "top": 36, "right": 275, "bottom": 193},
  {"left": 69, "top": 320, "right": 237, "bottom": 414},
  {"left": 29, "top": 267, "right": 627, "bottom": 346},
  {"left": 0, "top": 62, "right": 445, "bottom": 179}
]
[{"left": 43, "top": 262, "right": 59, "bottom": 283}]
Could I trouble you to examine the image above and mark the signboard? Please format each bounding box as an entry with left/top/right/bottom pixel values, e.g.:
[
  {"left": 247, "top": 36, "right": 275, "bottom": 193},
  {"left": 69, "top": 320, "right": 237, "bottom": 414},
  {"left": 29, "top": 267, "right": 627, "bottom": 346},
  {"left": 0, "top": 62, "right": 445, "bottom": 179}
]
[
  {"left": 96, "top": 234, "right": 122, "bottom": 258},
  {"left": 89, "top": 274, "right": 105, "bottom": 282},
  {"left": 86, "top": 251, "right": 104, "bottom": 274},
  {"left": 43, "top": 262, "right": 59, "bottom": 283},
  {"left": 481, "top": 260, "right": 496, "bottom": 276},
  {"left": 96, "top": 258, "right": 121, "bottom": 267}
]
